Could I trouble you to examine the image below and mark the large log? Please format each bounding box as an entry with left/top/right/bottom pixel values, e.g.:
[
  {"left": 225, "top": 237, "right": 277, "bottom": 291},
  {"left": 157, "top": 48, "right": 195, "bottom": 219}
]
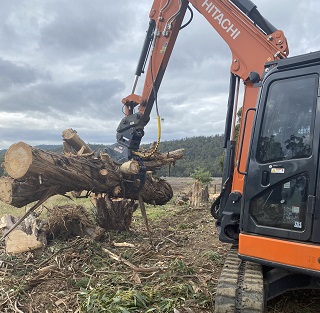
[{"left": 1, "top": 141, "right": 181, "bottom": 207}]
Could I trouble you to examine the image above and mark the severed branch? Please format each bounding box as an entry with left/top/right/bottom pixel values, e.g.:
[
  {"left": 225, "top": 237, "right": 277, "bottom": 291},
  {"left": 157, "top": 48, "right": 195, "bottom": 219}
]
[{"left": 102, "top": 247, "right": 164, "bottom": 273}]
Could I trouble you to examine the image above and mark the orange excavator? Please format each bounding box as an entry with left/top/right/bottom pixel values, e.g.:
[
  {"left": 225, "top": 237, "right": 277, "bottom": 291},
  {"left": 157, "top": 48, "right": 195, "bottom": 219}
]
[{"left": 106, "top": 0, "right": 320, "bottom": 311}]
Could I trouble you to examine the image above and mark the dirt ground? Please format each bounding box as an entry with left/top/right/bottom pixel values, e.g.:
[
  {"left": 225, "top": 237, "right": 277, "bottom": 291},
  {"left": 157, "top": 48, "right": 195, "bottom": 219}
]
[{"left": 0, "top": 178, "right": 320, "bottom": 312}]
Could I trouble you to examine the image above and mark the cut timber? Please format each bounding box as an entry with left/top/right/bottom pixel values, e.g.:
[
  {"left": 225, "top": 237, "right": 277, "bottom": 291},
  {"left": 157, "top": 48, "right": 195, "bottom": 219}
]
[
  {"left": 119, "top": 160, "right": 140, "bottom": 175},
  {"left": 0, "top": 176, "right": 51, "bottom": 208},
  {"left": 62, "top": 128, "right": 93, "bottom": 155},
  {"left": 4, "top": 141, "right": 120, "bottom": 193}
]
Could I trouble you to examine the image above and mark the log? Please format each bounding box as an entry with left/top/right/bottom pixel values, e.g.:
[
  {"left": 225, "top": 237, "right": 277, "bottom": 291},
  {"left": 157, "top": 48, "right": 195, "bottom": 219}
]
[
  {"left": 62, "top": 128, "right": 93, "bottom": 155},
  {"left": 4, "top": 141, "right": 120, "bottom": 190},
  {"left": 0, "top": 142, "right": 178, "bottom": 207},
  {"left": 0, "top": 176, "right": 53, "bottom": 207}
]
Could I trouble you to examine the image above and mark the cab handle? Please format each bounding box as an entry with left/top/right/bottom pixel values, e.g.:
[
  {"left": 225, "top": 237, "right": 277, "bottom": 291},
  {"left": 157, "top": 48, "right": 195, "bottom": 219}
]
[{"left": 237, "top": 108, "right": 256, "bottom": 175}]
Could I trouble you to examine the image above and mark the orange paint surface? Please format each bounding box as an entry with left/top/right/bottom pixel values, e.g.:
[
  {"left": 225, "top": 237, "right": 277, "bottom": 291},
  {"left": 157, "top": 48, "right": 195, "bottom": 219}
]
[{"left": 239, "top": 233, "right": 320, "bottom": 272}]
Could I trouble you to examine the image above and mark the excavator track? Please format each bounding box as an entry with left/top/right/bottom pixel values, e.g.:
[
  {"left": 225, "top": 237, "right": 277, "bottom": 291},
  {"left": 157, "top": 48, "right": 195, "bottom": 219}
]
[{"left": 214, "top": 246, "right": 265, "bottom": 313}]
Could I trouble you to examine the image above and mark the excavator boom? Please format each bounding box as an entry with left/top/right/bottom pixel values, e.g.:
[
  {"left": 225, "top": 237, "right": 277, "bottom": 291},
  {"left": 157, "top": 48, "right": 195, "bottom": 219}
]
[{"left": 112, "top": 0, "right": 288, "bottom": 243}]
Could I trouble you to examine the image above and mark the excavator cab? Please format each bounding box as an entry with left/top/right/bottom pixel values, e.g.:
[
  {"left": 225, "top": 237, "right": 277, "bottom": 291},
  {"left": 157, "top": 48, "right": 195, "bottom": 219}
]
[
  {"left": 242, "top": 51, "right": 320, "bottom": 247},
  {"left": 214, "top": 51, "right": 320, "bottom": 313}
]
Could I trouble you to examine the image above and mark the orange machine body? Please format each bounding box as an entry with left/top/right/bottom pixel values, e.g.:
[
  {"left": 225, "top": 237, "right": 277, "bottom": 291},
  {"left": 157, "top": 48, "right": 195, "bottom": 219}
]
[{"left": 239, "top": 233, "right": 320, "bottom": 273}]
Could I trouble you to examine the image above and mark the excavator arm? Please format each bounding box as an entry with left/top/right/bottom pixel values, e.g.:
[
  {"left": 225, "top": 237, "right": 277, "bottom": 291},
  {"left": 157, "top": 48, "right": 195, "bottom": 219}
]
[
  {"left": 108, "top": 0, "right": 288, "bottom": 242},
  {"left": 113, "top": 0, "right": 287, "bottom": 158},
  {"left": 118, "top": 0, "right": 287, "bottom": 130}
]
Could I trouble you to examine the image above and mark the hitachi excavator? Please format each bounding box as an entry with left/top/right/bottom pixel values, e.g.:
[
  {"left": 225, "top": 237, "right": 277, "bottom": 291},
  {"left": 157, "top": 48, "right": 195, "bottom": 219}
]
[{"left": 106, "top": 0, "right": 320, "bottom": 311}]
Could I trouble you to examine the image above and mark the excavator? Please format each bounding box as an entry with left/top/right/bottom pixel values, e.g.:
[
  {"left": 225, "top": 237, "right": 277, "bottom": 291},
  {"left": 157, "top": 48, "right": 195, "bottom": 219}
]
[{"left": 106, "top": 0, "right": 320, "bottom": 311}]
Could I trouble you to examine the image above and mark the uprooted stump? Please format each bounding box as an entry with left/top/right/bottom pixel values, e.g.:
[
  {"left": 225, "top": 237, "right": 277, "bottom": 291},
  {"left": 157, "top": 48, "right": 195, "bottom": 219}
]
[{"left": 46, "top": 205, "right": 105, "bottom": 240}]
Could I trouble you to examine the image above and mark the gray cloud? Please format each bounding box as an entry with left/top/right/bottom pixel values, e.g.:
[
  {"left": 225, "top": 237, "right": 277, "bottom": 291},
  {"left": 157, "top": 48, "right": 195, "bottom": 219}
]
[
  {"left": 0, "top": 58, "right": 51, "bottom": 90},
  {"left": 39, "top": 1, "right": 146, "bottom": 58},
  {"left": 0, "top": 0, "right": 319, "bottom": 149},
  {"left": 0, "top": 78, "right": 124, "bottom": 116}
]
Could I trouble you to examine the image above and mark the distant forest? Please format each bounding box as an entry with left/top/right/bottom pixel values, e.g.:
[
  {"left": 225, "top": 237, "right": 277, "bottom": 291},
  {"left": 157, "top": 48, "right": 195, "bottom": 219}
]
[{"left": 0, "top": 135, "right": 225, "bottom": 177}]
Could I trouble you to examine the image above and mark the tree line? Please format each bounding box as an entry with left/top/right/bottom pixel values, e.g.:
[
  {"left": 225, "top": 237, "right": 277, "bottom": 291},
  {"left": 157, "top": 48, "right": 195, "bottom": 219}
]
[{"left": 0, "top": 135, "right": 225, "bottom": 177}]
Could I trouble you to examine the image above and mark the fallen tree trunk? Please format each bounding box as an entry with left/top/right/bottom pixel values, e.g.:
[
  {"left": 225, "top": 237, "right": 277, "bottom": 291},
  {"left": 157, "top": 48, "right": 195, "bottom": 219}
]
[{"left": 1, "top": 141, "right": 180, "bottom": 207}]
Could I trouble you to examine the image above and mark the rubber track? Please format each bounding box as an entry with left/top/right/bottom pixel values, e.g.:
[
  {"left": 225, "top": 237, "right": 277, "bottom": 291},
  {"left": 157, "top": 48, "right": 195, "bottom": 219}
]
[{"left": 214, "top": 246, "right": 265, "bottom": 313}]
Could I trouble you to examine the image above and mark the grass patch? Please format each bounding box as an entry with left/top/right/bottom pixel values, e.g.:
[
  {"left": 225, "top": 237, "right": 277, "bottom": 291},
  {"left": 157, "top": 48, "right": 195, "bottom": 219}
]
[
  {"left": 133, "top": 203, "right": 177, "bottom": 222},
  {"left": 0, "top": 193, "right": 95, "bottom": 218},
  {"left": 202, "top": 250, "right": 224, "bottom": 265}
]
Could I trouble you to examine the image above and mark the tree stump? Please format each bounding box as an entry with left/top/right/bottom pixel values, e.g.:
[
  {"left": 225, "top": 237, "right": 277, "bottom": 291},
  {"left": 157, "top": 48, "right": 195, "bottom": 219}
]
[
  {"left": 190, "top": 180, "right": 209, "bottom": 208},
  {"left": 93, "top": 195, "right": 138, "bottom": 231}
]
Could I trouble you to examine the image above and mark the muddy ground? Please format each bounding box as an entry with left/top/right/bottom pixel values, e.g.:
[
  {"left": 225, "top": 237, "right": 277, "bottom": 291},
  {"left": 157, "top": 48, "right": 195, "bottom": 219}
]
[{"left": 0, "top": 177, "right": 320, "bottom": 312}]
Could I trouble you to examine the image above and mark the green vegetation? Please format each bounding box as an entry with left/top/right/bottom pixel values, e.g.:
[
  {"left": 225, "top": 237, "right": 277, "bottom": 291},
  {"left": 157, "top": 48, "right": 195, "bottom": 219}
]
[
  {"left": 190, "top": 167, "right": 212, "bottom": 185},
  {"left": 151, "top": 135, "right": 224, "bottom": 177},
  {"left": 202, "top": 250, "right": 224, "bottom": 265}
]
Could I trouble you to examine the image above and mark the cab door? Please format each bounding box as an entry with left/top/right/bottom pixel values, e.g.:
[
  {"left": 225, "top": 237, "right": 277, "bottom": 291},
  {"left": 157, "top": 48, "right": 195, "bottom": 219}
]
[{"left": 242, "top": 68, "right": 320, "bottom": 241}]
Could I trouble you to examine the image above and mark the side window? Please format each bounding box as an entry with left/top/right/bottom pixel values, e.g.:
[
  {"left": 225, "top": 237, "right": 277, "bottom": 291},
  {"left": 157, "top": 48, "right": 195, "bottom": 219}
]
[
  {"left": 256, "top": 75, "right": 317, "bottom": 164},
  {"left": 250, "top": 174, "right": 309, "bottom": 231}
]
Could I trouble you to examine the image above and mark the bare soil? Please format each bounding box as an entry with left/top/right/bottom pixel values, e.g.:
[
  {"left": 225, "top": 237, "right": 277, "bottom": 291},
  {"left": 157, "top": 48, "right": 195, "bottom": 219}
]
[{"left": 0, "top": 177, "right": 320, "bottom": 312}]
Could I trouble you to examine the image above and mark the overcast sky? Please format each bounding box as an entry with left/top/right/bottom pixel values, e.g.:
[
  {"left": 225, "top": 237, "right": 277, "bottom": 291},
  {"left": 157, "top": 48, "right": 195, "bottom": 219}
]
[{"left": 0, "top": 0, "right": 320, "bottom": 149}]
